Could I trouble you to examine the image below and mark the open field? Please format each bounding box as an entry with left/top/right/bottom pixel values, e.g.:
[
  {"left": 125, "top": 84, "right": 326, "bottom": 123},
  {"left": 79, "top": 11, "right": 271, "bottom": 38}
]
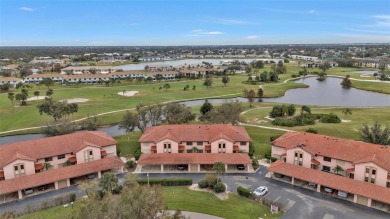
[
  {"left": 16, "top": 187, "right": 279, "bottom": 219},
  {"left": 242, "top": 105, "right": 390, "bottom": 140}
]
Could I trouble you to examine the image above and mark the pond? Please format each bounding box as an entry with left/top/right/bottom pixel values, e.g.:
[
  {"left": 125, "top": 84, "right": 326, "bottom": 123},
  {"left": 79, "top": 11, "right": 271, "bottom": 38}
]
[
  {"left": 116, "top": 58, "right": 283, "bottom": 70},
  {"left": 1, "top": 77, "right": 389, "bottom": 144}
]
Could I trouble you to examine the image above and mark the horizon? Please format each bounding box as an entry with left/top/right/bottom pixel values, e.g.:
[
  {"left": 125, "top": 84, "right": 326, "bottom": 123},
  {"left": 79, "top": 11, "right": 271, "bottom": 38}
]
[{"left": 0, "top": 0, "right": 390, "bottom": 46}]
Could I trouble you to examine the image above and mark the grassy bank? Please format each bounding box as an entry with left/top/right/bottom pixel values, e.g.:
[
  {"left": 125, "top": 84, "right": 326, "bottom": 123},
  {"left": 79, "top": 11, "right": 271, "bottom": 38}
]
[{"left": 242, "top": 105, "right": 390, "bottom": 140}]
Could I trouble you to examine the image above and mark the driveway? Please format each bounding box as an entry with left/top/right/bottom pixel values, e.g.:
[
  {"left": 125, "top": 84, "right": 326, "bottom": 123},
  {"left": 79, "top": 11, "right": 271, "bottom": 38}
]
[{"left": 1, "top": 169, "right": 389, "bottom": 219}]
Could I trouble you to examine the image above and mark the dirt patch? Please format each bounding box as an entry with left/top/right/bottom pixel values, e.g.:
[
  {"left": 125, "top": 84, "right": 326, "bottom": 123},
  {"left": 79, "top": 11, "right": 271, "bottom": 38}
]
[
  {"left": 60, "top": 98, "right": 89, "bottom": 103},
  {"left": 117, "top": 91, "right": 139, "bottom": 97},
  {"left": 188, "top": 184, "right": 228, "bottom": 200}
]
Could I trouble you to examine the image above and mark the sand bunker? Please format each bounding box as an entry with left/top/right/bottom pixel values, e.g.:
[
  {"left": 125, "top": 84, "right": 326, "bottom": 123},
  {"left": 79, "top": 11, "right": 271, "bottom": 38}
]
[
  {"left": 118, "top": 91, "right": 139, "bottom": 97},
  {"left": 60, "top": 98, "right": 89, "bottom": 103},
  {"left": 27, "top": 96, "right": 47, "bottom": 101},
  {"left": 341, "top": 119, "right": 351, "bottom": 123}
]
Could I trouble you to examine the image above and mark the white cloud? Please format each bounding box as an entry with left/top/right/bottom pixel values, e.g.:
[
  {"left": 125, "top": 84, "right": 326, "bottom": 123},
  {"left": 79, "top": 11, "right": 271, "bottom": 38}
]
[
  {"left": 190, "top": 29, "right": 223, "bottom": 35},
  {"left": 372, "top": 14, "right": 390, "bottom": 27},
  {"left": 345, "top": 28, "right": 390, "bottom": 34},
  {"left": 308, "top": 10, "right": 317, "bottom": 14},
  {"left": 18, "top": 7, "right": 34, "bottom": 11},
  {"left": 245, "top": 35, "right": 259, "bottom": 39}
]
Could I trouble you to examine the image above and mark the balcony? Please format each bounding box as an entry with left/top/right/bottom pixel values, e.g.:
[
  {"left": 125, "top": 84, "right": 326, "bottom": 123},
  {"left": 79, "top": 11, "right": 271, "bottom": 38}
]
[
  {"left": 151, "top": 146, "right": 157, "bottom": 153},
  {"left": 34, "top": 163, "right": 44, "bottom": 173},
  {"left": 100, "top": 150, "right": 107, "bottom": 158},
  {"left": 233, "top": 145, "right": 239, "bottom": 153}
]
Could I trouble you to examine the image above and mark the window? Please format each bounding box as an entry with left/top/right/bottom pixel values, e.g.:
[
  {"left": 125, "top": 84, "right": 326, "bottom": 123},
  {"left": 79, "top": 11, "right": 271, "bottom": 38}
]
[
  {"left": 323, "top": 157, "right": 331, "bottom": 162},
  {"left": 322, "top": 166, "right": 331, "bottom": 172},
  {"left": 240, "top": 142, "right": 246, "bottom": 146},
  {"left": 218, "top": 143, "right": 226, "bottom": 153},
  {"left": 164, "top": 143, "right": 171, "bottom": 153},
  {"left": 294, "top": 151, "right": 303, "bottom": 166},
  {"left": 387, "top": 182, "right": 390, "bottom": 188},
  {"left": 349, "top": 173, "right": 354, "bottom": 179},
  {"left": 14, "top": 163, "right": 25, "bottom": 177},
  {"left": 186, "top": 142, "right": 192, "bottom": 146},
  {"left": 57, "top": 154, "right": 65, "bottom": 159},
  {"left": 84, "top": 149, "right": 94, "bottom": 163},
  {"left": 45, "top": 157, "right": 53, "bottom": 162},
  {"left": 197, "top": 142, "right": 203, "bottom": 146},
  {"left": 365, "top": 167, "right": 377, "bottom": 184}
]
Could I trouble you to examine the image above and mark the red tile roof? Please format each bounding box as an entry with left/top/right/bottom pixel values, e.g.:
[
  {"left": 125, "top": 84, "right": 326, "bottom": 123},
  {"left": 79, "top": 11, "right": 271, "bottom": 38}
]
[
  {"left": 346, "top": 168, "right": 355, "bottom": 173},
  {"left": 138, "top": 153, "right": 251, "bottom": 165},
  {"left": 205, "top": 145, "right": 211, "bottom": 150},
  {"left": 34, "top": 163, "right": 43, "bottom": 170},
  {"left": 233, "top": 145, "right": 239, "bottom": 151},
  {"left": 139, "top": 125, "right": 251, "bottom": 143},
  {"left": 0, "top": 157, "right": 123, "bottom": 195},
  {"left": 311, "top": 158, "right": 320, "bottom": 165},
  {"left": 268, "top": 161, "right": 390, "bottom": 204},
  {"left": 272, "top": 132, "right": 390, "bottom": 171},
  {"left": 0, "top": 77, "right": 23, "bottom": 82},
  {"left": 100, "top": 150, "right": 107, "bottom": 156},
  {"left": 0, "top": 131, "right": 116, "bottom": 168}
]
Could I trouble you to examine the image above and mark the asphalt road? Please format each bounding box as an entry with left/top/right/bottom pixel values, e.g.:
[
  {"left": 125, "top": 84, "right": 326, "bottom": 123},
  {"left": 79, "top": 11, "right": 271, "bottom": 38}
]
[{"left": 1, "top": 169, "right": 389, "bottom": 219}]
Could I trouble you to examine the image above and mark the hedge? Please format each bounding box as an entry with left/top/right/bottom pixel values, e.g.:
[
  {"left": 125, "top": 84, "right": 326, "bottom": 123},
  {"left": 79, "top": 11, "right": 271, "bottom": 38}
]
[
  {"left": 137, "top": 178, "right": 192, "bottom": 186},
  {"left": 237, "top": 186, "right": 252, "bottom": 198},
  {"left": 198, "top": 179, "right": 208, "bottom": 189}
]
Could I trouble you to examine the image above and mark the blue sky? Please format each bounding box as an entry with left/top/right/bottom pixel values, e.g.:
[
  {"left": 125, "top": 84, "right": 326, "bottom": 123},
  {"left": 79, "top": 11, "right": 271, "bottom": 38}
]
[{"left": 0, "top": 0, "right": 389, "bottom": 46}]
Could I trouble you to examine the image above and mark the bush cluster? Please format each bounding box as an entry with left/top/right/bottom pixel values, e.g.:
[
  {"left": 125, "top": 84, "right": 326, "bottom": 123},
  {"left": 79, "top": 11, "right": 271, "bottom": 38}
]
[
  {"left": 320, "top": 113, "right": 341, "bottom": 123},
  {"left": 213, "top": 182, "right": 226, "bottom": 193},
  {"left": 197, "top": 179, "right": 208, "bottom": 188},
  {"left": 126, "top": 160, "right": 136, "bottom": 168},
  {"left": 237, "top": 186, "right": 252, "bottom": 198},
  {"left": 136, "top": 178, "right": 192, "bottom": 186},
  {"left": 264, "top": 154, "right": 278, "bottom": 162},
  {"left": 272, "top": 116, "right": 315, "bottom": 127}
]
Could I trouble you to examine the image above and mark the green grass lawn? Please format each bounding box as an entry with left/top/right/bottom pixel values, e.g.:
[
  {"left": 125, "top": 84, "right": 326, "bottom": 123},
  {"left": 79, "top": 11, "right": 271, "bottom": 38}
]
[
  {"left": 244, "top": 126, "right": 285, "bottom": 159},
  {"left": 114, "top": 131, "right": 141, "bottom": 158},
  {"left": 0, "top": 74, "right": 305, "bottom": 132},
  {"left": 16, "top": 187, "right": 281, "bottom": 219},
  {"left": 242, "top": 105, "right": 390, "bottom": 140}
]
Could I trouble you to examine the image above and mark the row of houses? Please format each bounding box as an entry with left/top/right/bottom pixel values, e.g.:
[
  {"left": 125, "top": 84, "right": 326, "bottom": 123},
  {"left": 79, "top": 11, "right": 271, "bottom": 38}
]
[
  {"left": 353, "top": 58, "right": 390, "bottom": 69},
  {"left": 0, "top": 67, "right": 218, "bottom": 86},
  {"left": 299, "top": 61, "right": 339, "bottom": 68},
  {"left": 269, "top": 132, "right": 390, "bottom": 211},
  {"left": 290, "top": 55, "right": 319, "bottom": 61},
  {"left": 0, "top": 131, "right": 124, "bottom": 202}
]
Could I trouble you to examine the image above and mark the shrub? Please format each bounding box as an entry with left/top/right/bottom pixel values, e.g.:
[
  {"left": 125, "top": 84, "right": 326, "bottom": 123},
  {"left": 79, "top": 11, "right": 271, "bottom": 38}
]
[
  {"left": 126, "top": 160, "right": 136, "bottom": 168},
  {"left": 305, "top": 128, "right": 318, "bottom": 134},
  {"left": 213, "top": 182, "right": 226, "bottom": 193},
  {"left": 134, "top": 149, "right": 141, "bottom": 160},
  {"left": 68, "top": 193, "right": 76, "bottom": 202},
  {"left": 136, "top": 178, "right": 192, "bottom": 186},
  {"left": 112, "top": 185, "right": 123, "bottom": 194},
  {"left": 291, "top": 74, "right": 297, "bottom": 78},
  {"left": 248, "top": 143, "right": 255, "bottom": 157},
  {"left": 198, "top": 179, "right": 208, "bottom": 189},
  {"left": 269, "top": 106, "right": 284, "bottom": 118},
  {"left": 252, "top": 159, "right": 259, "bottom": 166},
  {"left": 320, "top": 113, "right": 341, "bottom": 123},
  {"left": 237, "top": 186, "right": 252, "bottom": 198},
  {"left": 204, "top": 173, "right": 218, "bottom": 188}
]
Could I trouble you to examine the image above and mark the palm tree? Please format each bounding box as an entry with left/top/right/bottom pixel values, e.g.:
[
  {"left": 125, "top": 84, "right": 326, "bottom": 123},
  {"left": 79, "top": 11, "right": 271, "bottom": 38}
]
[
  {"left": 342, "top": 108, "right": 352, "bottom": 120},
  {"left": 99, "top": 172, "right": 119, "bottom": 193},
  {"left": 213, "top": 162, "right": 225, "bottom": 183},
  {"left": 300, "top": 105, "right": 311, "bottom": 123},
  {"left": 43, "top": 162, "right": 52, "bottom": 171},
  {"left": 333, "top": 165, "right": 344, "bottom": 175},
  {"left": 7, "top": 92, "right": 15, "bottom": 108}
]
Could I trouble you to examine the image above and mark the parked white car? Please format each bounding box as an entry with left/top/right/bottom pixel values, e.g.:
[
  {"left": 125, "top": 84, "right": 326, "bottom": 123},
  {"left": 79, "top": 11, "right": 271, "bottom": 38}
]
[
  {"left": 253, "top": 186, "right": 268, "bottom": 196},
  {"left": 324, "top": 187, "right": 333, "bottom": 193}
]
